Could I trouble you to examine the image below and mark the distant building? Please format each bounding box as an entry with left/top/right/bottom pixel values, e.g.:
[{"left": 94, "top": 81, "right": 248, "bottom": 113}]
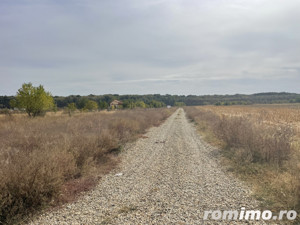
[{"left": 110, "top": 100, "right": 123, "bottom": 109}]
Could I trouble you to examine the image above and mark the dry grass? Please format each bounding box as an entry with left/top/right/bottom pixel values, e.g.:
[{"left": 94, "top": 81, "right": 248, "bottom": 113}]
[
  {"left": 185, "top": 105, "right": 300, "bottom": 221},
  {"left": 200, "top": 104, "right": 300, "bottom": 132},
  {"left": 0, "top": 108, "right": 174, "bottom": 224}
]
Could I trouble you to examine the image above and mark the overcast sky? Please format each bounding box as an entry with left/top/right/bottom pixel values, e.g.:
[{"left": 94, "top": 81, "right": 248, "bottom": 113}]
[{"left": 1, "top": 0, "right": 300, "bottom": 96}]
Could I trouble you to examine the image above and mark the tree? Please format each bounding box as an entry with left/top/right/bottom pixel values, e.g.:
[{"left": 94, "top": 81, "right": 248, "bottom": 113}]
[
  {"left": 9, "top": 99, "right": 17, "bottom": 109},
  {"left": 84, "top": 100, "right": 98, "bottom": 111},
  {"left": 66, "top": 103, "right": 77, "bottom": 116},
  {"left": 174, "top": 102, "right": 186, "bottom": 107},
  {"left": 53, "top": 104, "right": 58, "bottom": 113},
  {"left": 15, "top": 83, "right": 54, "bottom": 117},
  {"left": 77, "top": 97, "right": 88, "bottom": 109},
  {"left": 135, "top": 101, "right": 146, "bottom": 108},
  {"left": 99, "top": 100, "right": 108, "bottom": 110},
  {"left": 123, "top": 100, "right": 136, "bottom": 109},
  {"left": 149, "top": 100, "right": 165, "bottom": 108}
]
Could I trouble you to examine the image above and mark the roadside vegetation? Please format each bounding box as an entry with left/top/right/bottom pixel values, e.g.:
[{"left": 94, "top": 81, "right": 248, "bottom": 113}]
[
  {"left": 0, "top": 107, "right": 174, "bottom": 224},
  {"left": 185, "top": 105, "right": 300, "bottom": 222}
]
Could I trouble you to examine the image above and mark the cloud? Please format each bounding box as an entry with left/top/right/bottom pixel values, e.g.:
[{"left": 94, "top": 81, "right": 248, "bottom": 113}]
[{"left": 0, "top": 0, "right": 300, "bottom": 95}]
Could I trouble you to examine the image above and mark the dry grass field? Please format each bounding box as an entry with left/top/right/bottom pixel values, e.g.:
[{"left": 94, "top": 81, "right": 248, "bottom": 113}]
[
  {"left": 0, "top": 108, "right": 174, "bottom": 224},
  {"left": 199, "top": 104, "right": 300, "bottom": 131},
  {"left": 185, "top": 104, "right": 300, "bottom": 220}
]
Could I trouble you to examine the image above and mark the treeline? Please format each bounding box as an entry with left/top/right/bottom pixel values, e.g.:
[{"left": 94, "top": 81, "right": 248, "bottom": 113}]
[
  {"left": 1, "top": 92, "right": 300, "bottom": 109},
  {"left": 54, "top": 94, "right": 176, "bottom": 109},
  {"left": 55, "top": 95, "right": 168, "bottom": 110}
]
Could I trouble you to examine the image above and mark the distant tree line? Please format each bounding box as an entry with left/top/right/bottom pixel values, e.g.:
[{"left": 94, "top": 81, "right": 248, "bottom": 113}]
[
  {"left": 1, "top": 84, "right": 300, "bottom": 112},
  {"left": 44, "top": 92, "right": 300, "bottom": 108},
  {"left": 0, "top": 84, "right": 172, "bottom": 116}
]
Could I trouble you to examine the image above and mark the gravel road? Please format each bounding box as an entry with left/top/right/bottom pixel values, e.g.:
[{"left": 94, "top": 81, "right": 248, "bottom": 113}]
[{"left": 29, "top": 108, "right": 268, "bottom": 224}]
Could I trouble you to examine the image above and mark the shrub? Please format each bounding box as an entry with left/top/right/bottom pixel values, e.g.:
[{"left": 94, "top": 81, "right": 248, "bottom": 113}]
[
  {"left": 84, "top": 100, "right": 98, "bottom": 111},
  {"left": 185, "top": 107, "right": 294, "bottom": 166},
  {"left": 185, "top": 106, "right": 299, "bottom": 217},
  {"left": 66, "top": 103, "right": 77, "bottom": 116},
  {"left": 0, "top": 107, "right": 174, "bottom": 223}
]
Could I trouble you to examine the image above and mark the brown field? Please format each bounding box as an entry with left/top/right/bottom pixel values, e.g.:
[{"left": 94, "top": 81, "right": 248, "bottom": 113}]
[
  {"left": 0, "top": 108, "right": 174, "bottom": 224},
  {"left": 198, "top": 104, "right": 300, "bottom": 132},
  {"left": 185, "top": 104, "right": 300, "bottom": 220}
]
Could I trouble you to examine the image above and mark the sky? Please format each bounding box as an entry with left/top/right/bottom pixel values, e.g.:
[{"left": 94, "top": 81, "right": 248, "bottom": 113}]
[{"left": 1, "top": 0, "right": 300, "bottom": 96}]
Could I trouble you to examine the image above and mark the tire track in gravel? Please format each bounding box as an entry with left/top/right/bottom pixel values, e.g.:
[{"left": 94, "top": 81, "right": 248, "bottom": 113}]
[{"left": 29, "top": 108, "right": 269, "bottom": 225}]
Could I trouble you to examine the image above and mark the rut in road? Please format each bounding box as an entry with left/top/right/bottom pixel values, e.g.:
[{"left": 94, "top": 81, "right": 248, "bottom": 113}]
[{"left": 29, "top": 108, "right": 265, "bottom": 225}]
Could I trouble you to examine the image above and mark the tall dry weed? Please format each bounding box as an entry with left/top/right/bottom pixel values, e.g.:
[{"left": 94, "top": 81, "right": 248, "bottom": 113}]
[
  {"left": 185, "top": 106, "right": 299, "bottom": 218},
  {"left": 0, "top": 108, "right": 173, "bottom": 223}
]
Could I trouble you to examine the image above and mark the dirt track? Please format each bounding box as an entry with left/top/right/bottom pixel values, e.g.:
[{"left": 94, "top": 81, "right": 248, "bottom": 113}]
[{"left": 29, "top": 108, "right": 266, "bottom": 224}]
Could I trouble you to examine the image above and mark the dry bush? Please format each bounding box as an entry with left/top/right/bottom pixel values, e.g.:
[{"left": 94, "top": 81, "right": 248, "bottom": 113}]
[
  {"left": 185, "top": 106, "right": 294, "bottom": 166},
  {"left": 217, "top": 116, "right": 293, "bottom": 165},
  {"left": 185, "top": 105, "right": 300, "bottom": 217},
  {"left": 0, "top": 149, "right": 75, "bottom": 222},
  {"left": 0, "top": 108, "right": 173, "bottom": 224}
]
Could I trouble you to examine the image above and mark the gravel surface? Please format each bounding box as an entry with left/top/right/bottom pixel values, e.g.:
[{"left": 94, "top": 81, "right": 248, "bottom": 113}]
[{"left": 28, "top": 108, "right": 270, "bottom": 224}]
